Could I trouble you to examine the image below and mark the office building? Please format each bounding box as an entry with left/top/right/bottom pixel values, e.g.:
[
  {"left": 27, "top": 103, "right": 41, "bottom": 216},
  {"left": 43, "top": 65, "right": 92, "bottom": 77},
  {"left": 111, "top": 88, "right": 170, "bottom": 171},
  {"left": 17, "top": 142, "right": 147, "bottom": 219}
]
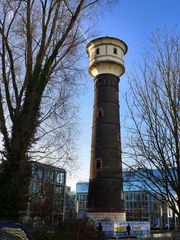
[
  {"left": 76, "top": 172, "right": 173, "bottom": 228},
  {"left": 23, "top": 161, "right": 66, "bottom": 226},
  {"left": 76, "top": 182, "right": 89, "bottom": 219},
  {"left": 64, "top": 186, "right": 76, "bottom": 221}
]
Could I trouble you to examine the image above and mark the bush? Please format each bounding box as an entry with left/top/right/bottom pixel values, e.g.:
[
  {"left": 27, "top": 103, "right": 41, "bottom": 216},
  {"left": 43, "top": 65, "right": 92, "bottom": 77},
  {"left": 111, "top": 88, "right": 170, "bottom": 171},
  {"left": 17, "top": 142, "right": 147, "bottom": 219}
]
[{"left": 32, "top": 220, "right": 105, "bottom": 240}]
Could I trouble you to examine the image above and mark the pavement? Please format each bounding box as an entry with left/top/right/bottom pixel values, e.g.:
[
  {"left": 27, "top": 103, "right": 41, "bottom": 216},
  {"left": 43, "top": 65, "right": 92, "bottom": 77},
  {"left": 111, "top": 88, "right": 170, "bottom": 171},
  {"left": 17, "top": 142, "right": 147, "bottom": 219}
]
[
  {"left": 106, "top": 231, "right": 180, "bottom": 239},
  {"left": 107, "top": 237, "right": 174, "bottom": 240}
]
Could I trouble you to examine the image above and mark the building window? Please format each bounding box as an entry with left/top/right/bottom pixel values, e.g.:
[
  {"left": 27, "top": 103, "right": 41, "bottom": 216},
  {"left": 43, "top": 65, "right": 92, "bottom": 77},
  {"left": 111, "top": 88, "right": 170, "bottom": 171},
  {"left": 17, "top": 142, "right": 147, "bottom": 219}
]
[
  {"left": 96, "top": 48, "right": 100, "bottom": 55},
  {"left": 114, "top": 47, "right": 117, "bottom": 54},
  {"left": 76, "top": 182, "right": 89, "bottom": 193},
  {"left": 121, "top": 192, "right": 124, "bottom": 200},
  {"left": 45, "top": 169, "right": 54, "bottom": 182},
  {"left": 32, "top": 164, "right": 43, "bottom": 179},
  {"left": 56, "top": 171, "right": 65, "bottom": 184},
  {"left": 79, "top": 194, "right": 86, "bottom": 201},
  {"left": 115, "top": 91, "right": 118, "bottom": 100},
  {"left": 55, "top": 185, "right": 64, "bottom": 194},
  {"left": 31, "top": 181, "right": 41, "bottom": 194},
  {"left": 97, "top": 108, "right": 104, "bottom": 118},
  {"left": 96, "top": 158, "right": 102, "bottom": 169}
]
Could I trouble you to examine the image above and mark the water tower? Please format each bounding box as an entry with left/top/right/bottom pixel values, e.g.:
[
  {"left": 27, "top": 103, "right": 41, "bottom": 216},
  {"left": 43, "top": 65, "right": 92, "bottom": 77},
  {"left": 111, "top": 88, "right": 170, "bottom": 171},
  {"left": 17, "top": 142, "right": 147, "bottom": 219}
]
[{"left": 86, "top": 37, "right": 128, "bottom": 221}]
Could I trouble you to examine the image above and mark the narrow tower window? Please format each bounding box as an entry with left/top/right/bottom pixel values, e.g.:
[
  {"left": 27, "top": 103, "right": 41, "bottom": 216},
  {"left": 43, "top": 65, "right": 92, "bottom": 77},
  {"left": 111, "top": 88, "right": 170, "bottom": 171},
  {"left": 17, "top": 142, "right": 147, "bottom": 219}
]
[
  {"left": 97, "top": 108, "right": 104, "bottom": 118},
  {"left": 121, "top": 192, "right": 124, "bottom": 200},
  {"left": 114, "top": 91, "right": 118, "bottom": 101},
  {"left": 114, "top": 47, "right": 117, "bottom": 55},
  {"left": 96, "top": 48, "right": 100, "bottom": 55},
  {"left": 96, "top": 158, "right": 102, "bottom": 169}
]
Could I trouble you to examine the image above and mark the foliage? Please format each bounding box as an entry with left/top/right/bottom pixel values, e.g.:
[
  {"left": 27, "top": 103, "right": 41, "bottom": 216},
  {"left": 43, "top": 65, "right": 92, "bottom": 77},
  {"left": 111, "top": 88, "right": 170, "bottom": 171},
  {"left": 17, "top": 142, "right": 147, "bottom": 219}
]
[{"left": 32, "top": 220, "right": 105, "bottom": 240}]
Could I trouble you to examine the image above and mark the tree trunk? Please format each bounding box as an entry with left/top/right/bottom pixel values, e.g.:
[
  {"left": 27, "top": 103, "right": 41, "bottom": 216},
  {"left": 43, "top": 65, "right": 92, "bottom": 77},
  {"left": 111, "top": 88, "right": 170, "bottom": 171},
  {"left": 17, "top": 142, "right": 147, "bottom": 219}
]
[{"left": 0, "top": 152, "right": 30, "bottom": 220}]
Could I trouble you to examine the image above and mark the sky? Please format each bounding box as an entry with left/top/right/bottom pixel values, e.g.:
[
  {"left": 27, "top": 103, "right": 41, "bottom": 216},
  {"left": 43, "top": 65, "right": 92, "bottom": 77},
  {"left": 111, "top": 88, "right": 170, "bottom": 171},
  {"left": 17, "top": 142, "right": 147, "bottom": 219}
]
[{"left": 66, "top": 0, "right": 180, "bottom": 191}]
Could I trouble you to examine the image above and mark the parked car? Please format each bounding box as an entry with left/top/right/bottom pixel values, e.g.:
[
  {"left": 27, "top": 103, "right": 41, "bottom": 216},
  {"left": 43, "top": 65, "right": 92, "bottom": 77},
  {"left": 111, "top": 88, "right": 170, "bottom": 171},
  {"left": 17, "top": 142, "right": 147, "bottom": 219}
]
[{"left": 0, "top": 221, "right": 32, "bottom": 240}]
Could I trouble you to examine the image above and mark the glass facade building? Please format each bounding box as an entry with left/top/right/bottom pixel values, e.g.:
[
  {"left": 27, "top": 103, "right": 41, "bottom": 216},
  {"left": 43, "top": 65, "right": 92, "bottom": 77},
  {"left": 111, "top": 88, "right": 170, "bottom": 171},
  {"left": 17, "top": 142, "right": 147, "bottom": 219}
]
[
  {"left": 76, "top": 182, "right": 89, "bottom": 219},
  {"left": 64, "top": 186, "right": 76, "bottom": 221},
  {"left": 123, "top": 170, "right": 175, "bottom": 228},
  {"left": 75, "top": 172, "right": 174, "bottom": 228},
  {"left": 76, "top": 182, "right": 89, "bottom": 193},
  {"left": 124, "top": 190, "right": 168, "bottom": 227},
  {"left": 24, "top": 161, "right": 66, "bottom": 226}
]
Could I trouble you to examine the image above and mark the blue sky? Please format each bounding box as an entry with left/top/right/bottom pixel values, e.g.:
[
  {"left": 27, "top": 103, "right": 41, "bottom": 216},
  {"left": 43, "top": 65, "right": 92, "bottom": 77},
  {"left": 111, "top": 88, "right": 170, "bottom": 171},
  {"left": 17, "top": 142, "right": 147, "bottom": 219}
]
[{"left": 67, "top": 0, "right": 180, "bottom": 190}]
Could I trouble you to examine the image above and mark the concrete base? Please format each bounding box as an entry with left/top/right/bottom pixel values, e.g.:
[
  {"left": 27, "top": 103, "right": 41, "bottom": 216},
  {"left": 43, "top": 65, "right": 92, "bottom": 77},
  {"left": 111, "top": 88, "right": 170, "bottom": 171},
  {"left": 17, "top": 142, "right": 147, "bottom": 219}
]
[{"left": 86, "top": 212, "right": 126, "bottom": 221}]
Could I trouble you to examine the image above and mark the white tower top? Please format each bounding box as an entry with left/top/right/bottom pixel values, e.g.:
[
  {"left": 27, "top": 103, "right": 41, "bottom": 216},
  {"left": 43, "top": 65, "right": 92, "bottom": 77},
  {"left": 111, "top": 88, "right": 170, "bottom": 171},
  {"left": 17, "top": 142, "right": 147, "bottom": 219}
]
[{"left": 86, "top": 36, "right": 128, "bottom": 77}]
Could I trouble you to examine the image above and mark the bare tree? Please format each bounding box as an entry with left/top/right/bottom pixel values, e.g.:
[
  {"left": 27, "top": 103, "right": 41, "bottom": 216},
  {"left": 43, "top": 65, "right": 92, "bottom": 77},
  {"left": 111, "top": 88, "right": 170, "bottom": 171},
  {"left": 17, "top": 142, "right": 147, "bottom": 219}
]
[
  {"left": 0, "top": 0, "right": 115, "bottom": 220},
  {"left": 124, "top": 29, "right": 180, "bottom": 223}
]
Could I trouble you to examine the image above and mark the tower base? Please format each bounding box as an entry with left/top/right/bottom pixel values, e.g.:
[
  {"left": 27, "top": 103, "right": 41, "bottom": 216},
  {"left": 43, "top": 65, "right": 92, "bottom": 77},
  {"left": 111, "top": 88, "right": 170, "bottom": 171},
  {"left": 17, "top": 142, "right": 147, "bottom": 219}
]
[{"left": 86, "top": 212, "right": 126, "bottom": 222}]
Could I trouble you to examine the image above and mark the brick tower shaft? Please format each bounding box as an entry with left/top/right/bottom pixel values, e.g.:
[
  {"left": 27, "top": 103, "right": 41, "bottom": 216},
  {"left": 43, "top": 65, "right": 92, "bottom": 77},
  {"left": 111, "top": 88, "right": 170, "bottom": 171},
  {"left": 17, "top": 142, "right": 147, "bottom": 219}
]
[{"left": 86, "top": 37, "right": 127, "bottom": 221}]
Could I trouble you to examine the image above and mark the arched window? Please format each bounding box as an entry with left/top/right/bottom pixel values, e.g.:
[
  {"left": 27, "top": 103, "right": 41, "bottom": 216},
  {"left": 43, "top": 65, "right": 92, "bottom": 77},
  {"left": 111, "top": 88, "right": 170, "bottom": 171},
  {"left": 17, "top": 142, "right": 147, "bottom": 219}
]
[
  {"left": 97, "top": 108, "right": 104, "bottom": 118},
  {"left": 114, "top": 47, "right": 117, "bottom": 55},
  {"left": 96, "top": 48, "right": 100, "bottom": 55},
  {"left": 96, "top": 158, "right": 102, "bottom": 169},
  {"left": 117, "top": 133, "right": 120, "bottom": 142},
  {"left": 114, "top": 91, "right": 118, "bottom": 101},
  {"left": 121, "top": 192, "right": 124, "bottom": 200}
]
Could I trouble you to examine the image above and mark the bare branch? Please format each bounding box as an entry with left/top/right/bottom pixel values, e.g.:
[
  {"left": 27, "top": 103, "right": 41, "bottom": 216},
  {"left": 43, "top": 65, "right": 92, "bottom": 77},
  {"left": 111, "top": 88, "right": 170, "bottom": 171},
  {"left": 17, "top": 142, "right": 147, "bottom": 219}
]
[{"left": 125, "top": 29, "right": 180, "bottom": 218}]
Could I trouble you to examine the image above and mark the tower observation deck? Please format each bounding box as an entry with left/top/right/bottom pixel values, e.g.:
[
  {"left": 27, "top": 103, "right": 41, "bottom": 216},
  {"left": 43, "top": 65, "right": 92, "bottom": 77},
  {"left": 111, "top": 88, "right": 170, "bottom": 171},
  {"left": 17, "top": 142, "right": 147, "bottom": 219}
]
[{"left": 86, "top": 37, "right": 128, "bottom": 221}]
